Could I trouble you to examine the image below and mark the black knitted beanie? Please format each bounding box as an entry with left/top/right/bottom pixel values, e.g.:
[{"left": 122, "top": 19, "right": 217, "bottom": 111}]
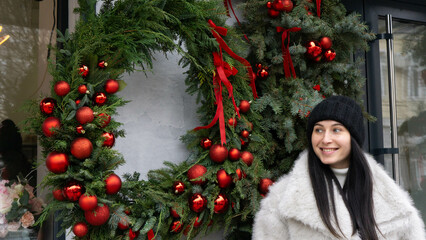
[{"left": 306, "top": 95, "right": 365, "bottom": 146}]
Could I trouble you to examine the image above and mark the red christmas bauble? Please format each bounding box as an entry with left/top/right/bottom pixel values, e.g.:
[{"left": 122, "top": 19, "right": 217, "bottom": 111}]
[
  {"left": 189, "top": 193, "right": 207, "bottom": 213},
  {"left": 228, "top": 148, "right": 241, "bottom": 161},
  {"left": 102, "top": 132, "right": 115, "bottom": 148},
  {"left": 187, "top": 164, "right": 207, "bottom": 185},
  {"left": 235, "top": 168, "right": 246, "bottom": 180},
  {"left": 98, "top": 113, "right": 111, "bottom": 128},
  {"left": 209, "top": 144, "right": 228, "bottom": 163},
  {"left": 228, "top": 118, "right": 237, "bottom": 127},
  {"left": 129, "top": 229, "right": 140, "bottom": 240},
  {"left": 170, "top": 207, "right": 181, "bottom": 218},
  {"left": 257, "top": 68, "right": 269, "bottom": 79},
  {"left": 76, "top": 125, "right": 85, "bottom": 134},
  {"left": 268, "top": 8, "right": 280, "bottom": 18},
  {"left": 259, "top": 178, "right": 274, "bottom": 194},
  {"left": 71, "top": 137, "right": 93, "bottom": 159},
  {"left": 239, "top": 100, "right": 250, "bottom": 113},
  {"left": 124, "top": 209, "right": 131, "bottom": 215},
  {"left": 214, "top": 193, "right": 229, "bottom": 214},
  {"left": 46, "top": 152, "right": 69, "bottom": 174},
  {"left": 76, "top": 106, "right": 94, "bottom": 124},
  {"left": 319, "top": 37, "right": 333, "bottom": 50},
  {"left": 78, "top": 85, "right": 88, "bottom": 94},
  {"left": 217, "top": 169, "right": 232, "bottom": 188},
  {"left": 172, "top": 181, "right": 185, "bottom": 195},
  {"left": 240, "top": 138, "right": 249, "bottom": 148},
  {"left": 79, "top": 194, "right": 98, "bottom": 211},
  {"left": 305, "top": 41, "right": 322, "bottom": 59},
  {"left": 79, "top": 65, "right": 89, "bottom": 77},
  {"left": 241, "top": 130, "right": 250, "bottom": 138},
  {"left": 241, "top": 151, "right": 254, "bottom": 166},
  {"left": 200, "top": 138, "right": 213, "bottom": 149},
  {"left": 272, "top": 0, "right": 285, "bottom": 11},
  {"left": 85, "top": 204, "right": 110, "bottom": 226},
  {"left": 98, "top": 60, "right": 108, "bottom": 68},
  {"left": 40, "top": 98, "right": 56, "bottom": 115},
  {"left": 117, "top": 216, "right": 129, "bottom": 230},
  {"left": 193, "top": 216, "right": 202, "bottom": 227},
  {"left": 53, "top": 188, "right": 65, "bottom": 201},
  {"left": 75, "top": 99, "right": 81, "bottom": 105},
  {"left": 105, "top": 79, "right": 119, "bottom": 94},
  {"left": 42, "top": 116, "right": 60, "bottom": 137},
  {"left": 63, "top": 180, "right": 85, "bottom": 201},
  {"left": 54, "top": 81, "right": 70, "bottom": 97},
  {"left": 72, "top": 222, "right": 88, "bottom": 237},
  {"left": 94, "top": 92, "right": 107, "bottom": 106},
  {"left": 313, "top": 84, "right": 321, "bottom": 91},
  {"left": 281, "top": 0, "right": 293, "bottom": 12},
  {"left": 170, "top": 219, "right": 183, "bottom": 233},
  {"left": 323, "top": 49, "right": 336, "bottom": 62},
  {"left": 105, "top": 173, "right": 122, "bottom": 195}
]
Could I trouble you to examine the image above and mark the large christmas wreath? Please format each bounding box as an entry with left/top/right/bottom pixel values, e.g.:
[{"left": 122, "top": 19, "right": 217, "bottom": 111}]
[{"left": 27, "top": 0, "right": 375, "bottom": 239}]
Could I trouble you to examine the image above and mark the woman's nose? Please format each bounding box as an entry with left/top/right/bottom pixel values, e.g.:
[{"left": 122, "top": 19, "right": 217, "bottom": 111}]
[{"left": 321, "top": 131, "right": 333, "bottom": 144}]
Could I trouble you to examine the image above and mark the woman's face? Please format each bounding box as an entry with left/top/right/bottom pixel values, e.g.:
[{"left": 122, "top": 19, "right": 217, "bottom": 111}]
[{"left": 311, "top": 120, "right": 351, "bottom": 169}]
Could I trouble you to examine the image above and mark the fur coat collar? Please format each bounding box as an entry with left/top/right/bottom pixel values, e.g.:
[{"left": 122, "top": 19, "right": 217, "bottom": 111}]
[{"left": 252, "top": 151, "right": 425, "bottom": 240}]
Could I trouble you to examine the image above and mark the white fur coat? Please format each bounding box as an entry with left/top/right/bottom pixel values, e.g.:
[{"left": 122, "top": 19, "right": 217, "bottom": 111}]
[{"left": 252, "top": 151, "right": 425, "bottom": 240}]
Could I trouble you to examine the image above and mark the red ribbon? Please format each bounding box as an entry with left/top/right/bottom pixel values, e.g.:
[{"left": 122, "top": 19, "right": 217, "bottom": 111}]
[
  {"left": 208, "top": 20, "right": 258, "bottom": 99},
  {"left": 147, "top": 229, "right": 155, "bottom": 240},
  {"left": 276, "top": 26, "right": 301, "bottom": 79},
  {"left": 194, "top": 52, "right": 239, "bottom": 145},
  {"left": 317, "top": 0, "right": 321, "bottom": 18},
  {"left": 223, "top": 0, "right": 250, "bottom": 42}
]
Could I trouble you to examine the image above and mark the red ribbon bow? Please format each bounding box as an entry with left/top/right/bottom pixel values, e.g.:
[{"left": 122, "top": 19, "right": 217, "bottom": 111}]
[
  {"left": 208, "top": 20, "right": 258, "bottom": 99},
  {"left": 276, "top": 26, "right": 301, "bottom": 79},
  {"left": 317, "top": 0, "right": 321, "bottom": 18},
  {"left": 147, "top": 229, "right": 155, "bottom": 240}
]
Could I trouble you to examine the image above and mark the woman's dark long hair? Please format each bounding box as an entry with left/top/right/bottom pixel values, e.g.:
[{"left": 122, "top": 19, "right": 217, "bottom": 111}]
[{"left": 308, "top": 137, "right": 381, "bottom": 239}]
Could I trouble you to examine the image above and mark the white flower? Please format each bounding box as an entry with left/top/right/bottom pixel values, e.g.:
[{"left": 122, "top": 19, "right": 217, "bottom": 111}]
[
  {"left": 0, "top": 182, "right": 13, "bottom": 214},
  {"left": 0, "top": 225, "right": 8, "bottom": 238},
  {"left": 7, "top": 221, "right": 20, "bottom": 231},
  {"left": 20, "top": 211, "right": 35, "bottom": 228},
  {"left": 0, "top": 214, "right": 6, "bottom": 224}
]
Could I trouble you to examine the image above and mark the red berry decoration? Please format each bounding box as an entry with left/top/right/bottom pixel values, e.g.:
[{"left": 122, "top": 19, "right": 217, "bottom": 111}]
[
  {"left": 257, "top": 67, "right": 269, "bottom": 79},
  {"left": 214, "top": 193, "right": 229, "bottom": 214},
  {"left": 79, "top": 194, "right": 98, "bottom": 211},
  {"left": 239, "top": 100, "right": 251, "bottom": 113},
  {"left": 268, "top": 8, "right": 280, "bottom": 18},
  {"left": 94, "top": 92, "right": 107, "bottom": 106},
  {"left": 54, "top": 81, "right": 70, "bottom": 96},
  {"left": 217, "top": 169, "right": 232, "bottom": 188},
  {"left": 63, "top": 180, "right": 85, "bottom": 201},
  {"left": 240, "top": 138, "right": 249, "bottom": 148},
  {"left": 102, "top": 132, "right": 115, "bottom": 148},
  {"left": 170, "top": 219, "right": 183, "bottom": 233},
  {"left": 76, "top": 106, "right": 94, "bottom": 124},
  {"left": 79, "top": 65, "right": 89, "bottom": 77},
  {"left": 189, "top": 193, "right": 207, "bottom": 213},
  {"left": 209, "top": 144, "right": 228, "bottom": 163},
  {"left": 97, "top": 113, "right": 111, "bottom": 128},
  {"left": 98, "top": 60, "right": 108, "bottom": 68},
  {"left": 129, "top": 229, "right": 140, "bottom": 240},
  {"left": 241, "top": 130, "right": 250, "bottom": 138},
  {"left": 105, "top": 173, "right": 122, "bottom": 195},
  {"left": 172, "top": 181, "right": 185, "bottom": 195},
  {"left": 313, "top": 84, "right": 321, "bottom": 91},
  {"left": 319, "top": 36, "right": 333, "bottom": 50},
  {"left": 105, "top": 79, "right": 119, "bottom": 94},
  {"left": 228, "top": 148, "right": 241, "bottom": 161},
  {"left": 78, "top": 85, "right": 88, "bottom": 94},
  {"left": 71, "top": 137, "right": 93, "bottom": 159},
  {"left": 76, "top": 125, "right": 85, "bottom": 134},
  {"left": 259, "top": 178, "right": 274, "bottom": 195},
  {"left": 72, "top": 222, "right": 88, "bottom": 237},
  {"left": 40, "top": 98, "right": 56, "bottom": 115},
  {"left": 241, "top": 151, "right": 254, "bottom": 166},
  {"left": 53, "top": 188, "right": 65, "bottom": 201},
  {"left": 46, "top": 152, "right": 69, "bottom": 174},
  {"left": 117, "top": 216, "right": 129, "bottom": 230},
  {"left": 323, "top": 49, "right": 336, "bottom": 62},
  {"left": 187, "top": 164, "right": 207, "bottom": 185},
  {"left": 228, "top": 118, "right": 237, "bottom": 127},
  {"left": 281, "top": 0, "right": 293, "bottom": 12},
  {"left": 85, "top": 204, "right": 110, "bottom": 226},
  {"left": 42, "top": 116, "right": 60, "bottom": 137},
  {"left": 200, "top": 137, "right": 213, "bottom": 149},
  {"left": 305, "top": 40, "right": 322, "bottom": 60}
]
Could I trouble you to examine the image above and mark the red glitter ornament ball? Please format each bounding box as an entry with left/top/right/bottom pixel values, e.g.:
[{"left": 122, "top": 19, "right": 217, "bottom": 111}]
[
  {"left": 46, "top": 152, "right": 69, "bottom": 174},
  {"left": 40, "top": 98, "right": 56, "bottom": 115},
  {"left": 63, "top": 180, "right": 85, "bottom": 201},
  {"left": 79, "top": 65, "right": 89, "bottom": 77},
  {"left": 323, "top": 49, "right": 336, "bottom": 62},
  {"left": 241, "top": 130, "right": 250, "bottom": 138},
  {"left": 241, "top": 151, "right": 254, "bottom": 166},
  {"left": 72, "top": 222, "right": 88, "bottom": 237},
  {"left": 193, "top": 216, "right": 202, "bottom": 227},
  {"left": 70, "top": 137, "right": 93, "bottom": 159},
  {"left": 53, "top": 188, "right": 65, "bottom": 201},
  {"left": 94, "top": 92, "right": 107, "bottom": 106},
  {"left": 42, "top": 116, "right": 60, "bottom": 137},
  {"left": 170, "top": 219, "right": 183, "bottom": 233},
  {"left": 78, "top": 85, "right": 88, "bottom": 94},
  {"left": 76, "top": 106, "right": 94, "bottom": 124},
  {"left": 228, "top": 148, "right": 241, "bottom": 161},
  {"left": 228, "top": 118, "right": 237, "bottom": 127},
  {"left": 214, "top": 193, "right": 229, "bottom": 214},
  {"left": 209, "top": 144, "right": 228, "bottom": 163},
  {"left": 170, "top": 207, "right": 181, "bottom": 218},
  {"left": 259, "top": 178, "right": 274, "bottom": 195},
  {"left": 281, "top": 0, "right": 293, "bottom": 12},
  {"left": 239, "top": 100, "right": 250, "bottom": 113},
  {"left": 117, "top": 216, "right": 129, "bottom": 230},
  {"left": 172, "top": 181, "right": 185, "bottom": 195},
  {"left": 272, "top": 0, "right": 285, "bottom": 11},
  {"left": 187, "top": 164, "right": 207, "bottom": 185},
  {"left": 98, "top": 113, "right": 111, "bottom": 128},
  {"left": 79, "top": 194, "right": 98, "bottom": 211},
  {"left": 105, "top": 173, "right": 122, "bottom": 195},
  {"left": 85, "top": 204, "right": 110, "bottom": 226},
  {"left": 305, "top": 41, "right": 322, "bottom": 60},
  {"left": 105, "top": 79, "right": 119, "bottom": 94},
  {"left": 319, "top": 37, "right": 333, "bottom": 50},
  {"left": 189, "top": 193, "right": 207, "bottom": 213},
  {"left": 217, "top": 169, "right": 232, "bottom": 188},
  {"left": 200, "top": 138, "right": 213, "bottom": 149},
  {"left": 102, "top": 132, "right": 115, "bottom": 148},
  {"left": 54, "top": 81, "right": 70, "bottom": 97},
  {"left": 98, "top": 60, "right": 108, "bottom": 68}
]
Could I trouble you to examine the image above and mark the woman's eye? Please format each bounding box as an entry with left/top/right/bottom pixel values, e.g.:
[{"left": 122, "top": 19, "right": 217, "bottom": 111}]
[
  {"left": 314, "top": 128, "right": 323, "bottom": 133},
  {"left": 333, "top": 128, "right": 342, "bottom": 133}
]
